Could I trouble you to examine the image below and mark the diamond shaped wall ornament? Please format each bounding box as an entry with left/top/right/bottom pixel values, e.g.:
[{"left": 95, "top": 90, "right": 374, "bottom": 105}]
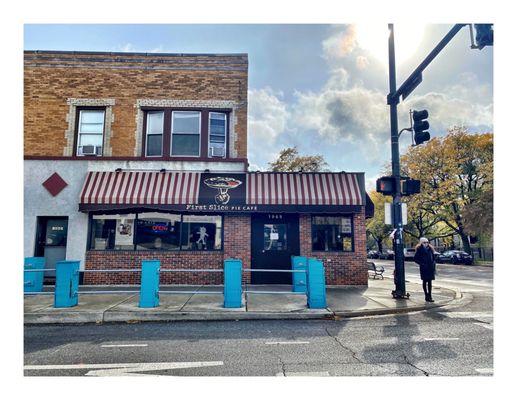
[{"left": 42, "top": 172, "right": 68, "bottom": 197}]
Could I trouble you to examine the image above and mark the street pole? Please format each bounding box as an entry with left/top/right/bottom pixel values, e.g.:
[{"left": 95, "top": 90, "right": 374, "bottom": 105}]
[
  {"left": 385, "top": 23, "right": 478, "bottom": 298},
  {"left": 387, "top": 24, "right": 408, "bottom": 298}
]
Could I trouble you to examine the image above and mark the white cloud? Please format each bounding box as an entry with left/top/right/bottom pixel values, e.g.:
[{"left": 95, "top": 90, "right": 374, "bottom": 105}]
[
  {"left": 247, "top": 88, "right": 290, "bottom": 169},
  {"left": 291, "top": 83, "right": 389, "bottom": 162},
  {"left": 248, "top": 87, "right": 288, "bottom": 143},
  {"left": 119, "top": 43, "right": 136, "bottom": 52},
  {"left": 322, "top": 26, "right": 357, "bottom": 60},
  {"left": 149, "top": 45, "right": 164, "bottom": 53},
  {"left": 365, "top": 175, "right": 379, "bottom": 192},
  {"left": 403, "top": 92, "right": 493, "bottom": 132},
  {"left": 246, "top": 29, "right": 492, "bottom": 174},
  {"left": 116, "top": 43, "right": 164, "bottom": 53},
  {"left": 356, "top": 55, "right": 369, "bottom": 70},
  {"left": 324, "top": 68, "right": 350, "bottom": 91}
]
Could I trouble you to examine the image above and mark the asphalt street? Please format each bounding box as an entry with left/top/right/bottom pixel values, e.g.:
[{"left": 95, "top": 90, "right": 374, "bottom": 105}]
[{"left": 24, "top": 261, "right": 493, "bottom": 377}]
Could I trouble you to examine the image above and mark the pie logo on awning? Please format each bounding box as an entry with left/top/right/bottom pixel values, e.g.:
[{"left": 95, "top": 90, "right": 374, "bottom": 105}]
[{"left": 203, "top": 177, "right": 242, "bottom": 205}]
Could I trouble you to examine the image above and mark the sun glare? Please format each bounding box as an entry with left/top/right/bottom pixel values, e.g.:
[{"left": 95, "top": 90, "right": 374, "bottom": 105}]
[{"left": 355, "top": 24, "right": 426, "bottom": 67}]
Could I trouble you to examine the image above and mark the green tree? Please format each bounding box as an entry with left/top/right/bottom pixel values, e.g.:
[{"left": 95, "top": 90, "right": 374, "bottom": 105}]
[
  {"left": 268, "top": 147, "right": 329, "bottom": 172},
  {"left": 366, "top": 190, "right": 392, "bottom": 253},
  {"left": 401, "top": 127, "right": 493, "bottom": 253},
  {"left": 401, "top": 190, "right": 455, "bottom": 242}
]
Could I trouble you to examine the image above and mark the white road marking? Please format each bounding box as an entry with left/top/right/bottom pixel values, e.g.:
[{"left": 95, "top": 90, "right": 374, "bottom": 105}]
[
  {"left": 475, "top": 368, "right": 493, "bottom": 375},
  {"left": 440, "top": 312, "right": 493, "bottom": 319},
  {"left": 265, "top": 341, "right": 310, "bottom": 345},
  {"left": 461, "top": 288, "right": 493, "bottom": 293},
  {"left": 421, "top": 338, "right": 460, "bottom": 341},
  {"left": 24, "top": 361, "right": 224, "bottom": 376},
  {"left": 473, "top": 322, "right": 493, "bottom": 330},
  {"left": 276, "top": 371, "right": 330, "bottom": 377},
  {"left": 434, "top": 278, "right": 493, "bottom": 288},
  {"left": 101, "top": 344, "right": 148, "bottom": 348}
]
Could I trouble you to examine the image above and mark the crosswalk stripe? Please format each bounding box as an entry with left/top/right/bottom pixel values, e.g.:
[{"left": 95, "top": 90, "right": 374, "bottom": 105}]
[
  {"left": 475, "top": 368, "right": 493, "bottom": 374},
  {"left": 473, "top": 322, "right": 493, "bottom": 330},
  {"left": 440, "top": 312, "right": 493, "bottom": 319},
  {"left": 276, "top": 371, "right": 330, "bottom": 376}
]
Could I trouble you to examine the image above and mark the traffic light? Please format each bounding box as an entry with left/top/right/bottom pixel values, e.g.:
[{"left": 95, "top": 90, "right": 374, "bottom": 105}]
[
  {"left": 474, "top": 24, "right": 493, "bottom": 49},
  {"left": 412, "top": 109, "right": 430, "bottom": 145},
  {"left": 376, "top": 176, "right": 396, "bottom": 195},
  {"left": 401, "top": 179, "right": 421, "bottom": 196}
]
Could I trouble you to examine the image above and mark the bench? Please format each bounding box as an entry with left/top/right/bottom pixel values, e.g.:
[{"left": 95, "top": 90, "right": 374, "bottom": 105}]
[{"left": 367, "top": 261, "right": 384, "bottom": 280}]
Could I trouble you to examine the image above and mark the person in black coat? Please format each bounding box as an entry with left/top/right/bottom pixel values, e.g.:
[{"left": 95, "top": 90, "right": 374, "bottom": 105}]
[{"left": 414, "top": 237, "right": 436, "bottom": 302}]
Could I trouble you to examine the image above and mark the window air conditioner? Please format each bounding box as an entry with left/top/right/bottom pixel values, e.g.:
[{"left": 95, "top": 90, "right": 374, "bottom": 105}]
[
  {"left": 80, "top": 145, "right": 102, "bottom": 156},
  {"left": 210, "top": 146, "right": 225, "bottom": 157}
]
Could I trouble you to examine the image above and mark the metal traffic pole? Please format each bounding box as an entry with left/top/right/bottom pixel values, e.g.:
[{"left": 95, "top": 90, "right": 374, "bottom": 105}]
[{"left": 387, "top": 24, "right": 408, "bottom": 299}]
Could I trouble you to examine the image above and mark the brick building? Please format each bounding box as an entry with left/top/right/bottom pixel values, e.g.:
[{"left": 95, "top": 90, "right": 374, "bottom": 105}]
[{"left": 24, "top": 50, "right": 372, "bottom": 286}]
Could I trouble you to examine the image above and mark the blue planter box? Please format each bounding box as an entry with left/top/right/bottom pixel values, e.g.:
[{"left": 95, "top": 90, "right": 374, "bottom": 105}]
[
  {"left": 307, "top": 258, "right": 327, "bottom": 309},
  {"left": 54, "top": 261, "right": 80, "bottom": 308},
  {"left": 224, "top": 259, "right": 242, "bottom": 308},
  {"left": 24, "top": 257, "right": 45, "bottom": 293},
  {"left": 291, "top": 256, "right": 308, "bottom": 293}
]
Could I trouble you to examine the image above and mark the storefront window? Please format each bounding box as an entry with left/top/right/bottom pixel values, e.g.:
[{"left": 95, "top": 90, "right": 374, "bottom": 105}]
[
  {"left": 90, "top": 214, "right": 135, "bottom": 250},
  {"left": 312, "top": 215, "right": 354, "bottom": 252},
  {"left": 89, "top": 212, "right": 223, "bottom": 251},
  {"left": 135, "top": 212, "right": 181, "bottom": 250},
  {"left": 181, "top": 215, "right": 222, "bottom": 250}
]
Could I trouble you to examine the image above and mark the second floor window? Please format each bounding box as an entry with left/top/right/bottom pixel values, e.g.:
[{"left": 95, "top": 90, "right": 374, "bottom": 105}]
[
  {"left": 209, "top": 112, "right": 227, "bottom": 157},
  {"left": 77, "top": 109, "right": 105, "bottom": 156},
  {"left": 171, "top": 111, "right": 201, "bottom": 156},
  {"left": 142, "top": 108, "right": 229, "bottom": 159},
  {"left": 145, "top": 111, "right": 164, "bottom": 157}
]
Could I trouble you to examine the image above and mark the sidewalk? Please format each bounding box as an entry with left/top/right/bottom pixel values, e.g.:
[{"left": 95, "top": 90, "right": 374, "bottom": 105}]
[{"left": 24, "top": 278, "right": 461, "bottom": 324}]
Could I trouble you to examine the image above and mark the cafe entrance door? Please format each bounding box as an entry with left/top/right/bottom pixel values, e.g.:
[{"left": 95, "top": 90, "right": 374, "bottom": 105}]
[{"left": 250, "top": 213, "right": 299, "bottom": 284}]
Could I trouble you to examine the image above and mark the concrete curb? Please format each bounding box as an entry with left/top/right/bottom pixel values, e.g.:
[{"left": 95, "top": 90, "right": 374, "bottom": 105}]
[
  {"left": 24, "top": 285, "right": 463, "bottom": 325},
  {"left": 332, "top": 286, "right": 461, "bottom": 319}
]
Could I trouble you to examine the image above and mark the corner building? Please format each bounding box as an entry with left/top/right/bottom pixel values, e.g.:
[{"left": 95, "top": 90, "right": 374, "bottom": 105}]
[{"left": 24, "top": 50, "right": 372, "bottom": 286}]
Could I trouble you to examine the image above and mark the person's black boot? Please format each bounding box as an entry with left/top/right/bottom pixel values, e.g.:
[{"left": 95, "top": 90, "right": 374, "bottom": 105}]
[{"left": 428, "top": 296, "right": 434, "bottom": 302}]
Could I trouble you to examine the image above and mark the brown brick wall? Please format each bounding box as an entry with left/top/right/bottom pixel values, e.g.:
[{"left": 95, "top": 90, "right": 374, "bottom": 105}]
[
  {"left": 299, "top": 211, "right": 368, "bottom": 285},
  {"left": 223, "top": 214, "right": 252, "bottom": 284},
  {"left": 24, "top": 51, "right": 248, "bottom": 158},
  {"left": 84, "top": 251, "right": 224, "bottom": 285},
  {"left": 83, "top": 213, "right": 366, "bottom": 286}
]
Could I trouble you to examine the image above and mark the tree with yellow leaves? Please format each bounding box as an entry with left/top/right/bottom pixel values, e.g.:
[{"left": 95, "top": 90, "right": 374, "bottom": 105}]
[
  {"left": 366, "top": 190, "right": 392, "bottom": 252},
  {"left": 268, "top": 147, "right": 329, "bottom": 172},
  {"left": 401, "top": 127, "right": 493, "bottom": 254}
]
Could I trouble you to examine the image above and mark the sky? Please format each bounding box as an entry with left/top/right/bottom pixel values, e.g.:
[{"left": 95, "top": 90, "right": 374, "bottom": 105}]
[{"left": 24, "top": 24, "right": 493, "bottom": 189}]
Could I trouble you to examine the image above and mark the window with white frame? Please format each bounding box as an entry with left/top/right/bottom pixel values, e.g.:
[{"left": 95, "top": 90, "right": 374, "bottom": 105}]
[
  {"left": 77, "top": 109, "right": 105, "bottom": 156},
  {"left": 171, "top": 111, "right": 201, "bottom": 156},
  {"left": 145, "top": 111, "right": 164, "bottom": 157},
  {"left": 208, "top": 112, "right": 227, "bottom": 157}
]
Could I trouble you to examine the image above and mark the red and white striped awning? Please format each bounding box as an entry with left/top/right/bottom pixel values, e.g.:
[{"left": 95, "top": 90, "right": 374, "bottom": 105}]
[
  {"left": 79, "top": 170, "right": 365, "bottom": 212},
  {"left": 80, "top": 171, "right": 200, "bottom": 206},
  {"left": 246, "top": 172, "right": 362, "bottom": 206}
]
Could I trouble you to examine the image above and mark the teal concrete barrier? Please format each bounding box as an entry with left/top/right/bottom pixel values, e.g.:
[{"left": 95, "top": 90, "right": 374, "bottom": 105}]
[
  {"left": 24, "top": 257, "right": 45, "bottom": 293},
  {"left": 291, "top": 256, "right": 308, "bottom": 293},
  {"left": 224, "top": 259, "right": 242, "bottom": 308},
  {"left": 306, "top": 258, "right": 327, "bottom": 309},
  {"left": 139, "top": 260, "right": 160, "bottom": 308},
  {"left": 54, "top": 260, "right": 80, "bottom": 308}
]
